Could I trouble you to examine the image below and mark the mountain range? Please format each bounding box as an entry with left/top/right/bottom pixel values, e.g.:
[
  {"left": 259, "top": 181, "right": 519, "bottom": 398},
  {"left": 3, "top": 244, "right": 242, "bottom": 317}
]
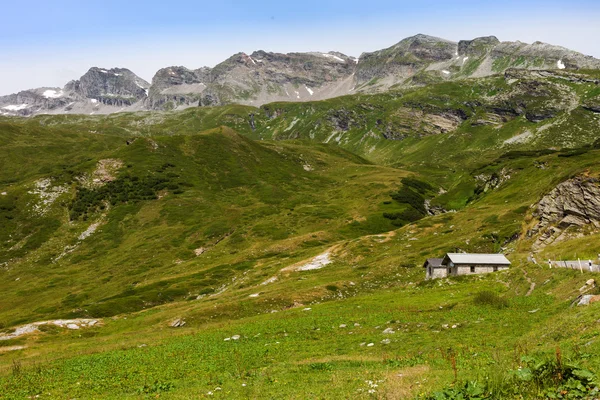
[{"left": 2, "top": 34, "right": 600, "bottom": 117}]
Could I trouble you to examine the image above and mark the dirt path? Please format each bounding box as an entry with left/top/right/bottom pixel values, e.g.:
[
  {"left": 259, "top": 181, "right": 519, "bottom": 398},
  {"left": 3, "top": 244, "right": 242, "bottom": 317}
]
[
  {"left": 364, "top": 230, "right": 397, "bottom": 243},
  {"left": 523, "top": 270, "right": 536, "bottom": 297}
]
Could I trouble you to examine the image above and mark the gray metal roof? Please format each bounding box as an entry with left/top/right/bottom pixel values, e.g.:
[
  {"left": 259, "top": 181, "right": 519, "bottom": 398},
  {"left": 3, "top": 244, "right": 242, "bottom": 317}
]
[
  {"left": 443, "top": 253, "right": 511, "bottom": 265},
  {"left": 423, "top": 258, "right": 444, "bottom": 268}
]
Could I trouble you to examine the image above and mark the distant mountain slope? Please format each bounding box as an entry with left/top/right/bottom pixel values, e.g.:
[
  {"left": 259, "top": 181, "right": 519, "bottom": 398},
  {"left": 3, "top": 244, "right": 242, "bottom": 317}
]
[
  {"left": 0, "top": 67, "right": 150, "bottom": 117},
  {"left": 1, "top": 34, "right": 599, "bottom": 116}
]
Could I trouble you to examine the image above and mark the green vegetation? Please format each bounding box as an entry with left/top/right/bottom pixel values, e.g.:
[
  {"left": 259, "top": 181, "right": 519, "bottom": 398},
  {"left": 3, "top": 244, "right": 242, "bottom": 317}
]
[{"left": 1, "top": 67, "right": 600, "bottom": 398}]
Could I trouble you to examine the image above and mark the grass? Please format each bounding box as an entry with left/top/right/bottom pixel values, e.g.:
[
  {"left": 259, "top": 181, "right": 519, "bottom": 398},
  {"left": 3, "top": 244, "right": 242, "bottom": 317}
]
[{"left": 1, "top": 67, "right": 600, "bottom": 398}]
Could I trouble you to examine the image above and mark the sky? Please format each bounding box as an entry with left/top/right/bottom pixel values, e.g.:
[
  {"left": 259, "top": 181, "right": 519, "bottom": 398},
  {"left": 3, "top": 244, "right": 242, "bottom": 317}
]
[{"left": 1, "top": 0, "right": 599, "bottom": 95}]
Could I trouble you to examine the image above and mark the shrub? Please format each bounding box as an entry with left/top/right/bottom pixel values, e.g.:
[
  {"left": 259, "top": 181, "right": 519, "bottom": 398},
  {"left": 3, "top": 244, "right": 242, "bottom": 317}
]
[{"left": 473, "top": 290, "right": 509, "bottom": 309}]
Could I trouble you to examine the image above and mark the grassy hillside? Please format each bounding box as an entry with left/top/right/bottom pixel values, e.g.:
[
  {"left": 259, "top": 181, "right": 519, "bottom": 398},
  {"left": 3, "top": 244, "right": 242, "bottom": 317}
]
[{"left": 1, "top": 68, "right": 600, "bottom": 399}]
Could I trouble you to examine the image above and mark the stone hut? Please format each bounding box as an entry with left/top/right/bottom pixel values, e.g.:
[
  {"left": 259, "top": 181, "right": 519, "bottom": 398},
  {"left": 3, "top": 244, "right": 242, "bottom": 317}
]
[
  {"left": 424, "top": 253, "right": 511, "bottom": 280},
  {"left": 423, "top": 258, "right": 445, "bottom": 280}
]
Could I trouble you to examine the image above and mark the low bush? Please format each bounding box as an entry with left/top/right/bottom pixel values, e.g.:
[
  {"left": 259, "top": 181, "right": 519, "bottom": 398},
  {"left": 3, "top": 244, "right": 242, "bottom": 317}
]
[{"left": 473, "top": 290, "right": 509, "bottom": 309}]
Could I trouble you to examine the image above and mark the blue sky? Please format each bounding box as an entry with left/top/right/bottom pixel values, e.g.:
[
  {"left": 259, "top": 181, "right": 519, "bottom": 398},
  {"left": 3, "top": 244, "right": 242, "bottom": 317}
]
[{"left": 1, "top": 0, "right": 599, "bottom": 94}]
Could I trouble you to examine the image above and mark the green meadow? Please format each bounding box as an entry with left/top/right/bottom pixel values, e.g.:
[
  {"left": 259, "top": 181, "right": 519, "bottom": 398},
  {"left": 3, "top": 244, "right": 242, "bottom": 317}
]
[{"left": 2, "top": 69, "right": 600, "bottom": 398}]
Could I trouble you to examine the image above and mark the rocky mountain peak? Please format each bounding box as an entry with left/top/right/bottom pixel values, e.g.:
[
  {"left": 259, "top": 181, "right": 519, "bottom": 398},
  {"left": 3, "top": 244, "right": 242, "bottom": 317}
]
[
  {"left": 75, "top": 67, "right": 149, "bottom": 105},
  {"left": 458, "top": 36, "right": 500, "bottom": 57},
  {"left": 2, "top": 33, "right": 600, "bottom": 116}
]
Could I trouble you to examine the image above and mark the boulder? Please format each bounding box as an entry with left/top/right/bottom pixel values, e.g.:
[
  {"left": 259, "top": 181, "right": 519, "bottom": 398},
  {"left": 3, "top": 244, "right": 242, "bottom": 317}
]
[
  {"left": 170, "top": 319, "right": 186, "bottom": 328},
  {"left": 578, "top": 295, "right": 595, "bottom": 306}
]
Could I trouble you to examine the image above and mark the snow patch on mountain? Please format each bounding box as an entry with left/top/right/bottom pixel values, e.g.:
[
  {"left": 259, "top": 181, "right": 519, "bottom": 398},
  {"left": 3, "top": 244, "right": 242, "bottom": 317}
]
[
  {"left": 43, "top": 89, "right": 63, "bottom": 98},
  {"left": 322, "top": 53, "right": 345, "bottom": 62},
  {"left": 3, "top": 104, "right": 29, "bottom": 111}
]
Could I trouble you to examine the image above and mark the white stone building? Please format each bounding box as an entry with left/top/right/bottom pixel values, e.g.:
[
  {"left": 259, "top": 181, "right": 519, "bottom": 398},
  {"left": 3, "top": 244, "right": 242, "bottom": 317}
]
[{"left": 424, "top": 253, "right": 511, "bottom": 280}]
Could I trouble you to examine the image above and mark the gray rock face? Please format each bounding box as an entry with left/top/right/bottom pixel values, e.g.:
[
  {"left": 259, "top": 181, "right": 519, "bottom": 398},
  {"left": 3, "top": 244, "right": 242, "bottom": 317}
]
[
  {"left": 146, "top": 51, "right": 357, "bottom": 110},
  {"left": 0, "top": 88, "right": 72, "bottom": 116},
  {"left": 73, "top": 67, "right": 149, "bottom": 106},
  {"left": 2, "top": 33, "right": 600, "bottom": 116},
  {"left": 147, "top": 66, "right": 209, "bottom": 109},
  {"left": 355, "top": 34, "right": 457, "bottom": 85},
  {"left": 0, "top": 67, "right": 149, "bottom": 116},
  {"left": 458, "top": 36, "right": 500, "bottom": 57},
  {"left": 532, "top": 177, "right": 600, "bottom": 249},
  {"left": 536, "top": 177, "right": 600, "bottom": 227}
]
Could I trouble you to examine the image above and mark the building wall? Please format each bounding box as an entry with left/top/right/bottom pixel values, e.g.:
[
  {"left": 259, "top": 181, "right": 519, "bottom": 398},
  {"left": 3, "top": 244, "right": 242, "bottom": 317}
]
[
  {"left": 426, "top": 264, "right": 509, "bottom": 280},
  {"left": 455, "top": 264, "right": 509, "bottom": 276},
  {"left": 428, "top": 267, "right": 450, "bottom": 280}
]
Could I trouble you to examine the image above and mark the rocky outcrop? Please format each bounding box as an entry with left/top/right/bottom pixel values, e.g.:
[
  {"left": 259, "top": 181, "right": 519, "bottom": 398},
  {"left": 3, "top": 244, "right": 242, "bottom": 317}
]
[
  {"left": 375, "top": 107, "right": 467, "bottom": 140},
  {"left": 474, "top": 168, "right": 512, "bottom": 193},
  {"left": 484, "top": 70, "right": 576, "bottom": 124},
  {"left": 583, "top": 96, "right": 600, "bottom": 113},
  {"left": 531, "top": 177, "right": 600, "bottom": 249}
]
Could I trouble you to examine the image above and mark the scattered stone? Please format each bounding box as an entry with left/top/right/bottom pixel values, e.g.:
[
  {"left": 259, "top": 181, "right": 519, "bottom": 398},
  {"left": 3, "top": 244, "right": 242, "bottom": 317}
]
[
  {"left": 0, "top": 192, "right": 6, "bottom": 196},
  {"left": 224, "top": 337, "right": 231, "bottom": 341},
  {"left": 442, "top": 324, "right": 449, "bottom": 329},
  {"left": 249, "top": 293, "right": 260, "bottom": 298},
  {"left": 295, "top": 252, "right": 333, "bottom": 271},
  {"left": 381, "top": 339, "right": 391, "bottom": 344},
  {"left": 303, "top": 308, "right": 312, "bottom": 311},
  {"left": 587, "top": 279, "right": 596, "bottom": 286},
  {"left": 339, "top": 324, "right": 347, "bottom": 328},
  {"left": 382, "top": 327, "right": 395, "bottom": 334},
  {"left": 231, "top": 335, "right": 241, "bottom": 340},
  {"left": 451, "top": 324, "right": 458, "bottom": 329},
  {"left": 170, "top": 319, "right": 186, "bottom": 328},
  {"left": 578, "top": 295, "right": 595, "bottom": 306},
  {"left": 0, "top": 319, "right": 102, "bottom": 341},
  {"left": 367, "top": 343, "right": 374, "bottom": 347},
  {"left": 194, "top": 247, "right": 206, "bottom": 256},
  {"left": 528, "top": 309, "right": 539, "bottom": 313},
  {"left": 354, "top": 323, "right": 360, "bottom": 327},
  {"left": 360, "top": 342, "right": 366, "bottom": 347}
]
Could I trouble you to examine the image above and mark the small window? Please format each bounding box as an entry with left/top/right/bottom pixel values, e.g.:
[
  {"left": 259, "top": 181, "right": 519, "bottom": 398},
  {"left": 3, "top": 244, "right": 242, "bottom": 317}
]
[
  {"left": 470, "top": 266, "right": 475, "bottom": 273},
  {"left": 447, "top": 267, "right": 452, "bottom": 275},
  {"left": 493, "top": 266, "right": 498, "bottom": 272}
]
